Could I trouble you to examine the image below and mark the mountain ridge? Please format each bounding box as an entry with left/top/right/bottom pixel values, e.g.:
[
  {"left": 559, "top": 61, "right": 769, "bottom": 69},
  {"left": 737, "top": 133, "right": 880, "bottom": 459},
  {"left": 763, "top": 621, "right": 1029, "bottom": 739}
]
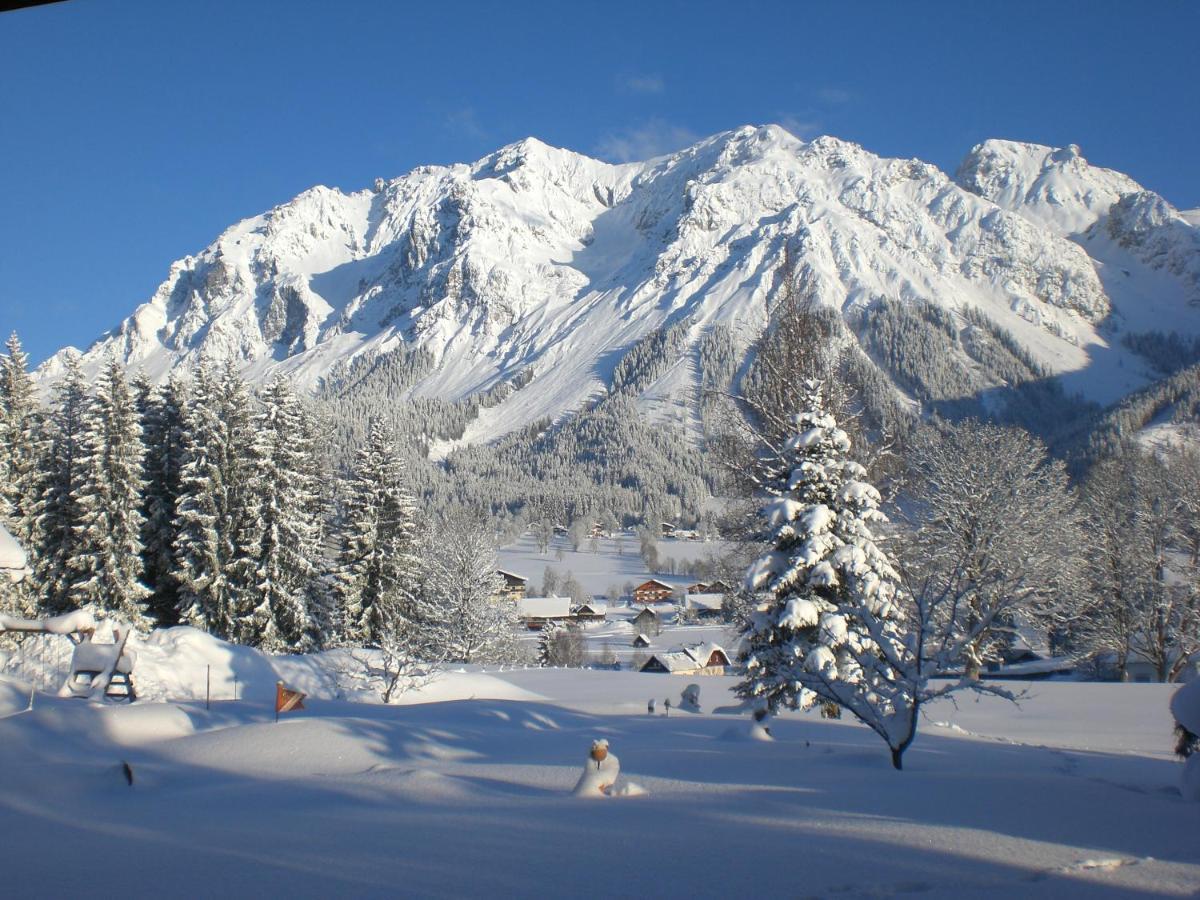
[{"left": 39, "top": 124, "right": 1200, "bottom": 447}]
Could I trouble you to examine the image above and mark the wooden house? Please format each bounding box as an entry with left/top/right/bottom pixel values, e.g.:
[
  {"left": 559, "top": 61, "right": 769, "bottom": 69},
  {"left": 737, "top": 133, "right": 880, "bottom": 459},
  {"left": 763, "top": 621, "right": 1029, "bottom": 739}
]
[
  {"left": 572, "top": 602, "right": 607, "bottom": 622},
  {"left": 633, "top": 578, "right": 675, "bottom": 605},
  {"left": 494, "top": 570, "right": 528, "bottom": 603},
  {"left": 632, "top": 633, "right": 652, "bottom": 648},
  {"left": 640, "top": 643, "right": 731, "bottom": 676}
]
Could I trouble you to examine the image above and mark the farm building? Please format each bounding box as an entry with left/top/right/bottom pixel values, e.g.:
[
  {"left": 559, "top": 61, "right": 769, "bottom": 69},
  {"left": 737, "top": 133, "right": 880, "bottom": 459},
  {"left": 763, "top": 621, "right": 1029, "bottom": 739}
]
[
  {"left": 632, "top": 633, "right": 652, "bottom": 648},
  {"left": 640, "top": 643, "right": 731, "bottom": 676},
  {"left": 572, "top": 602, "right": 607, "bottom": 622},
  {"left": 494, "top": 570, "right": 528, "bottom": 603},
  {"left": 633, "top": 579, "right": 676, "bottom": 605},
  {"left": 683, "top": 593, "right": 724, "bottom": 620},
  {"left": 516, "top": 596, "right": 572, "bottom": 630},
  {"left": 631, "top": 607, "right": 661, "bottom": 633}
]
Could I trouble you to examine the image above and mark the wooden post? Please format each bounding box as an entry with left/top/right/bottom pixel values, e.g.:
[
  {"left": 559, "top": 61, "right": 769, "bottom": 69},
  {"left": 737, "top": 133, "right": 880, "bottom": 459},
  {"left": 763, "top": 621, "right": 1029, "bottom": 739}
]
[{"left": 206, "top": 665, "right": 210, "bottom": 710}]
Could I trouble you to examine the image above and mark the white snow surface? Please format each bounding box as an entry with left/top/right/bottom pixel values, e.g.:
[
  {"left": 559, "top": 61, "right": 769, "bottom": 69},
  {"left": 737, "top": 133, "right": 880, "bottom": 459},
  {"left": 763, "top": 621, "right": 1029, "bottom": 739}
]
[
  {"left": 39, "top": 126, "right": 1200, "bottom": 443},
  {"left": 0, "top": 645, "right": 1195, "bottom": 898},
  {"left": 0, "top": 522, "right": 27, "bottom": 578}
]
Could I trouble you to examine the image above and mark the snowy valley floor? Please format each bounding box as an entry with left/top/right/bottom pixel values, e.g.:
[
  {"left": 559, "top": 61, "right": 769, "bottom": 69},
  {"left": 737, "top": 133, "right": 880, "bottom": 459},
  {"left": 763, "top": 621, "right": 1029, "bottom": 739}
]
[{"left": 0, "top": 669, "right": 1196, "bottom": 899}]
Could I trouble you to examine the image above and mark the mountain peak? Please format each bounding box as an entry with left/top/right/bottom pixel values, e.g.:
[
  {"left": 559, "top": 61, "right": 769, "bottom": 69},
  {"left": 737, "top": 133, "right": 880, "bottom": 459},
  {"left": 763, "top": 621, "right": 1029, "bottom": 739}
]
[{"left": 36, "top": 128, "right": 1200, "bottom": 443}]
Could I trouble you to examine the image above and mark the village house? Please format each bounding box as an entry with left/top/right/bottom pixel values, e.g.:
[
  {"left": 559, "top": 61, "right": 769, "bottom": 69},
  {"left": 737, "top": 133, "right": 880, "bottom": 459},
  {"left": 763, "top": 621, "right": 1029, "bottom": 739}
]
[
  {"left": 572, "top": 601, "right": 607, "bottom": 622},
  {"left": 516, "top": 596, "right": 573, "bottom": 630},
  {"left": 686, "top": 580, "right": 731, "bottom": 595},
  {"left": 632, "top": 578, "right": 676, "bottom": 605},
  {"left": 494, "top": 570, "right": 528, "bottom": 603},
  {"left": 631, "top": 633, "right": 652, "bottom": 648},
  {"left": 640, "top": 643, "right": 731, "bottom": 676}
]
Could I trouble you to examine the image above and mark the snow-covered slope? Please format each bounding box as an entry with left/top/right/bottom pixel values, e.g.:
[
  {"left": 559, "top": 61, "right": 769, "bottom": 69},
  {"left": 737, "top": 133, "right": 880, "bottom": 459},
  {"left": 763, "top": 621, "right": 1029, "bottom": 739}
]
[
  {"left": 41, "top": 126, "right": 1200, "bottom": 442},
  {"left": 957, "top": 139, "right": 1200, "bottom": 338}
]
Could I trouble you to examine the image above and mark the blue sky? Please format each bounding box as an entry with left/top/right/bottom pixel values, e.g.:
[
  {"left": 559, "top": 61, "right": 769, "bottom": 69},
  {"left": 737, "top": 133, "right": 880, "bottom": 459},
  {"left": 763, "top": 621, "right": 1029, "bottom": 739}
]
[{"left": 2, "top": 0, "right": 1197, "bottom": 364}]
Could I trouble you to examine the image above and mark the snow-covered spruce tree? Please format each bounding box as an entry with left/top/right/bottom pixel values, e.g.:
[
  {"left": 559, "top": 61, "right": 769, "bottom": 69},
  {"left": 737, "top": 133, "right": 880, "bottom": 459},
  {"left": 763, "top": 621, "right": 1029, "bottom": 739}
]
[
  {"left": 136, "top": 371, "right": 188, "bottom": 625},
  {"left": 0, "top": 333, "right": 44, "bottom": 616},
  {"left": 67, "top": 359, "right": 151, "bottom": 624},
  {"left": 173, "top": 360, "right": 260, "bottom": 639},
  {"left": 419, "top": 507, "right": 517, "bottom": 664},
  {"left": 36, "top": 354, "right": 90, "bottom": 614},
  {"left": 737, "top": 380, "right": 924, "bottom": 770},
  {"left": 243, "top": 377, "right": 323, "bottom": 652},
  {"left": 331, "top": 418, "right": 422, "bottom": 647}
]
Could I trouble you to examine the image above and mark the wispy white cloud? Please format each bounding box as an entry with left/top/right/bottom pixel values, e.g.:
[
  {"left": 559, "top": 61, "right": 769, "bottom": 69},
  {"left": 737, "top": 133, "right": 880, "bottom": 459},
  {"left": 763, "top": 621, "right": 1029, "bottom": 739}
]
[
  {"left": 815, "top": 86, "right": 853, "bottom": 105},
  {"left": 444, "top": 106, "right": 488, "bottom": 141},
  {"left": 594, "top": 119, "right": 700, "bottom": 163},
  {"left": 617, "top": 72, "right": 665, "bottom": 94}
]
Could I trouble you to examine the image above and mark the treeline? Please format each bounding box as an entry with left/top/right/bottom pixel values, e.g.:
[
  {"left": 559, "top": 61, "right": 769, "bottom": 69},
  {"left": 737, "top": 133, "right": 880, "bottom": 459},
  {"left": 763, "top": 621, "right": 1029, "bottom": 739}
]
[{"left": 0, "top": 336, "right": 517, "bottom": 663}]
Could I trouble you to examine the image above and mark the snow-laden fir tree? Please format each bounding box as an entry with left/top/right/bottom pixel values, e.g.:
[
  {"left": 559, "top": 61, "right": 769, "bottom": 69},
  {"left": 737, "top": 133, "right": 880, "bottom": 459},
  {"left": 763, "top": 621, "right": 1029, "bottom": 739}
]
[
  {"left": 736, "top": 380, "right": 918, "bottom": 769},
  {"left": 36, "top": 354, "right": 90, "bottom": 614},
  {"left": 67, "top": 359, "right": 150, "bottom": 624},
  {"left": 173, "top": 360, "right": 260, "bottom": 639},
  {"left": 0, "top": 333, "right": 43, "bottom": 616},
  {"left": 136, "top": 371, "right": 188, "bottom": 625},
  {"left": 243, "top": 377, "right": 324, "bottom": 651},
  {"left": 332, "top": 418, "right": 422, "bottom": 647}
]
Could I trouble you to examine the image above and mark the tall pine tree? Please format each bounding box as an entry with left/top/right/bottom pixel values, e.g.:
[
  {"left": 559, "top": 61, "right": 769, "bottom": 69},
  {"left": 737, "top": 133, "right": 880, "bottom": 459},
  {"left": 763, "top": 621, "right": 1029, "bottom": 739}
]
[
  {"left": 174, "top": 360, "right": 260, "bottom": 639},
  {"left": 0, "top": 333, "right": 43, "bottom": 616},
  {"left": 332, "top": 418, "right": 421, "bottom": 647},
  {"left": 68, "top": 359, "right": 150, "bottom": 623},
  {"left": 37, "top": 355, "right": 89, "bottom": 614},
  {"left": 136, "top": 371, "right": 188, "bottom": 625},
  {"left": 244, "top": 377, "right": 323, "bottom": 651}
]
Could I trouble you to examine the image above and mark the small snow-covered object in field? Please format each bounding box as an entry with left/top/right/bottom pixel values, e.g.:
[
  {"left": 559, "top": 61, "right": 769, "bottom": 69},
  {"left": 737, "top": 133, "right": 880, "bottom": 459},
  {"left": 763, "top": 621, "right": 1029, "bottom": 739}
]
[
  {"left": 647, "top": 699, "right": 655, "bottom": 715},
  {"left": 572, "top": 739, "right": 620, "bottom": 797},
  {"left": 1170, "top": 679, "right": 1200, "bottom": 737},
  {"left": 1171, "top": 679, "right": 1200, "bottom": 801},
  {"left": 680, "top": 683, "right": 700, "bottom": 712}
]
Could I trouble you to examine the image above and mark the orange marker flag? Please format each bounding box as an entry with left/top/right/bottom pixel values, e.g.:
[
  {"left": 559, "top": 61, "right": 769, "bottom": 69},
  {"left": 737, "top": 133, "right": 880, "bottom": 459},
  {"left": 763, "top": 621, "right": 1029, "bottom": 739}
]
[{"left": 275, "top": 681, "right": 306, "bottom": 721}]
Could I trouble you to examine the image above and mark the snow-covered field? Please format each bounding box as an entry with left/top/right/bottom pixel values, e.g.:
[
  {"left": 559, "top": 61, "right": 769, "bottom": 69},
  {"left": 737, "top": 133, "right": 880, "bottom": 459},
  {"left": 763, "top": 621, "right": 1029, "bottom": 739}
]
[
  {"left": 0, "top": 631, "right": 1196, "bottom": 899},
  {"left": 497, "top": 531, "right": 723, "bottom": 597}
]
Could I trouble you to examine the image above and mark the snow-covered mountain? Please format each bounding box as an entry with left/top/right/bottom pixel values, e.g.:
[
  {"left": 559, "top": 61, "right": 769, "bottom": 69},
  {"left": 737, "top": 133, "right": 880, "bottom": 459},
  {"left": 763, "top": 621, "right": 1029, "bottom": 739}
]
[{"left": 41, "top": 125, "right": 1200, "bottom": 445}]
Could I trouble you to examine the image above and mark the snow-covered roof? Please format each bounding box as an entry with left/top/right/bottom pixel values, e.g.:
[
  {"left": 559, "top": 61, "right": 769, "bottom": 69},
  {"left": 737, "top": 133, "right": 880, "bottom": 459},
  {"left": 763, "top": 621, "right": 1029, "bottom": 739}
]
[
  {"left": 635, "top": 579, "right": 675, "bottom": 592},
  {"left": 684, "top": 593, "right": 723, "bottom": 611},
  {"left": 681, "top": 642, "right": 729, "bottom": 668},
  {"left": 646, "top": 651, "right": 702, "bottom": 674},
  {"left": 643, "top": 642, "right": 730, "bottom": 674},
  {"left": 496, "top": 569, "right": 528, "bottom": 584},
  {"left": 632, "top": 607, "right": 660, "bottom": 620},
  {"left": 632, "top": 633, "right": 652, "bottom": 647},
  {"left": 574, "top": 602, "right": 607, "bottom": 616},
  {"left": 517, "top": 596, "right": 572, "bottom": 619}
]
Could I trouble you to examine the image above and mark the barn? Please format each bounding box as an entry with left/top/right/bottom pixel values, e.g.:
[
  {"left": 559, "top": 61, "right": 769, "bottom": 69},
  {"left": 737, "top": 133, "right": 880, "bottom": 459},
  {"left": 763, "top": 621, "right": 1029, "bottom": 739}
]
[
  {"left": 631, "top": 607, "right": 660, "bottom": 633},
  {"left": 516, "top": 596, "right": 572, "bottom": 630}
]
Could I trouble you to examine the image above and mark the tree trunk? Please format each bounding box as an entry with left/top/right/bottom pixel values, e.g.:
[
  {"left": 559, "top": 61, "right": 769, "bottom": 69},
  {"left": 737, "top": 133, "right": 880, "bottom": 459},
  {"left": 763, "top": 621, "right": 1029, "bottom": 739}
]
[{"left": 891, "top": 747, "right": 903, "bottom": 770}]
